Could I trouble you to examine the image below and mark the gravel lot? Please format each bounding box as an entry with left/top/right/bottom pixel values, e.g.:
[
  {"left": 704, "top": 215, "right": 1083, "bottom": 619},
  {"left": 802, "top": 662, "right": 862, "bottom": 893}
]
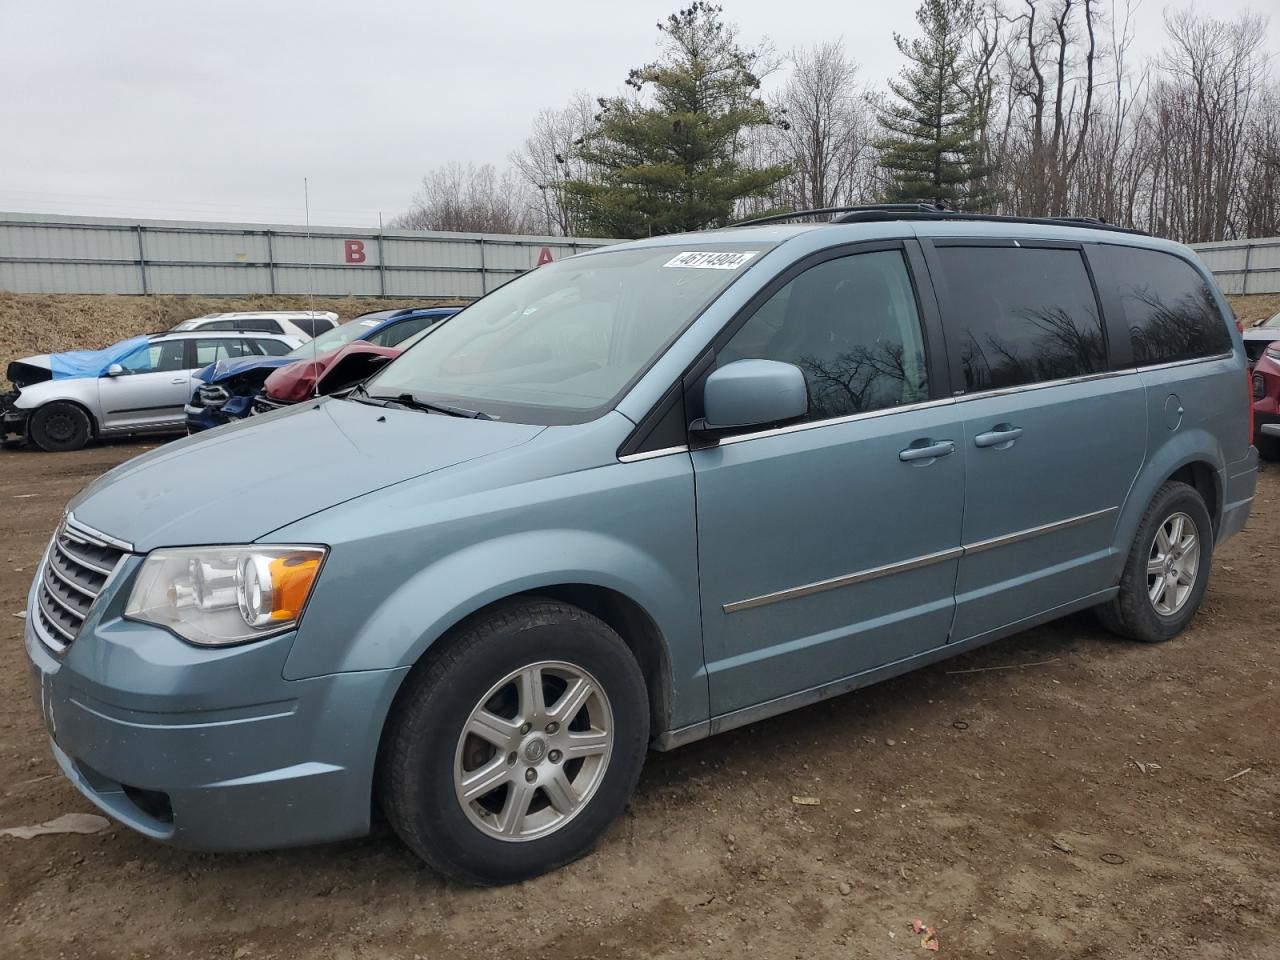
[{"left": 0, "top": 440, "right": 1276, "bottom": 960}]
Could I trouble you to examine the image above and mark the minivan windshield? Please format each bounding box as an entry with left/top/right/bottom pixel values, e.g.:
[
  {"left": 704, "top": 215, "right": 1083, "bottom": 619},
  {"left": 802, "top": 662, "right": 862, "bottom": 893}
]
[{"left": 364, "top": 243, "right": 770, "bottom": 424}]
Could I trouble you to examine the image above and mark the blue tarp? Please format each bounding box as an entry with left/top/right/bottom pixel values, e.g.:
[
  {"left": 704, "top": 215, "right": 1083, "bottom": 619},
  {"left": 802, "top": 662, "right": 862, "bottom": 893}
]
[{"left": 49, "top": 336, "right": 150, "bottom": 380}]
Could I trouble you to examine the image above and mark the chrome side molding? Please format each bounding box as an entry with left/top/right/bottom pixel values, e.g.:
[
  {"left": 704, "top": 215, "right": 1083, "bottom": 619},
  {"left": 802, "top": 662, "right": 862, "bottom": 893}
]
[{"left": 723, "top": 505, "right": 1119, "bottom": 614}]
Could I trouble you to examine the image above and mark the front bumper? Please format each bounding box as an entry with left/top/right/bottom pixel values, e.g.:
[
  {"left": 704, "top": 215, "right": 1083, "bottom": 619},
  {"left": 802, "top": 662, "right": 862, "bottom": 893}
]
[
  {"left": 25, "top": 603, "right": 408, "bottom": 851},
  {"left": 1, "top": 391, "right": 28, "bottom": 439},
  {"left": 185, "top": 393, "right": 256, "bottom": 434}
]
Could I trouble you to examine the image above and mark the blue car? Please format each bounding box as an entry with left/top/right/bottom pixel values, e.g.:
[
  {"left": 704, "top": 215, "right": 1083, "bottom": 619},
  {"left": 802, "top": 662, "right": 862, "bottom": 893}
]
[{"left": 185, "top": 307, "right": 460, "bottom": 432}]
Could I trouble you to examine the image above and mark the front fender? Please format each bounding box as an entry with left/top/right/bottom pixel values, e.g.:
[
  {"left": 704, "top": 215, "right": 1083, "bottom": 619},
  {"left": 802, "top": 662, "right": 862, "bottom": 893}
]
[
  {"left": 346, "top": 530, "right": 675, "bottom": 662},
  {"left": 278, "top": 449, "right": 708, "bottom": 729}
]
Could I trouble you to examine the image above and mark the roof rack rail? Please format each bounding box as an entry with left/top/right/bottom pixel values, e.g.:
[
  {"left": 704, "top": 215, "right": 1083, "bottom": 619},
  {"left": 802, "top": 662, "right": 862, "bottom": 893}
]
[
  {"left": 734, "top": 204, "right": 1147, "bottom": 236},
  {"left": 736, "top": 204, "right": 944, "bottom": 227}
]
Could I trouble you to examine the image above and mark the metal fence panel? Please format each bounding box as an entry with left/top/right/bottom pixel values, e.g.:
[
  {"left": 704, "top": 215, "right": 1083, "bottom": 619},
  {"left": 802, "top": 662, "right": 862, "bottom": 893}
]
[
  {"left": 1190, "top": 238, "right": 1280, "bottom": 295},
  {"left": 0, "top": 212, "right": 621, "bottom": 298}
]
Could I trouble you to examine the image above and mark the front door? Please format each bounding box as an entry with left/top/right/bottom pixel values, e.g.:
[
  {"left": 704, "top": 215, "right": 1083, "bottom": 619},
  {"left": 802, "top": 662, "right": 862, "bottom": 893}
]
[
  {"left": 692, "top": 245, "right": 964, "bottom": 718},
  {"left": 98, "top": 338, "right": 191, "bottom": 431},
  {"left": 923, "top": 241, "right": 1146, "bottom": 641}
]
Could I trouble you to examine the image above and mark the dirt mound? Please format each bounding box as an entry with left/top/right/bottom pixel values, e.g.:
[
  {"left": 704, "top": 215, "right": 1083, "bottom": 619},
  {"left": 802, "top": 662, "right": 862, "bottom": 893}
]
[{"left": 0, "top": 292, "right": 466, "bottom": 373}]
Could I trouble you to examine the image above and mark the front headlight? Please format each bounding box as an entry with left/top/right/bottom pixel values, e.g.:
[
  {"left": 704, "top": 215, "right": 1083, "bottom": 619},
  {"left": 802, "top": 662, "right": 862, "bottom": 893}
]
[{"left": 125, "top": 545, "right": 327, "bottom": 646}]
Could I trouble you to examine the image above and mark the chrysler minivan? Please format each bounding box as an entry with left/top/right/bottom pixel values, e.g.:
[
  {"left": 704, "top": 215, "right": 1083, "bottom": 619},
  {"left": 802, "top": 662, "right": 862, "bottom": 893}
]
[{"left": 25, "top": 207, "right": 1257, "bottom": 885}]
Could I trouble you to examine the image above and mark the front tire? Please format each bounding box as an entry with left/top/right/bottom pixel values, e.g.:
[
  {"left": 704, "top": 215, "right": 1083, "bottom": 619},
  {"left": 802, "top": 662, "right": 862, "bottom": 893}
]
[
  {"left": 29, "top": 401, "right": 92, "bottom": 452},
  {"left": 379, "top": 598, "right": 649, "bottom": 885},
  {"left": 1097, "top": 481, "right": 1213, "bottom": 643}
]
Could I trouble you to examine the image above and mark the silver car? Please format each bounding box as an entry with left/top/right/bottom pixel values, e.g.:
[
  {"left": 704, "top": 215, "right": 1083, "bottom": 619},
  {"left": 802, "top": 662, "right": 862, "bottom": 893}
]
[{"left": 1, "top": 330, "right": 301, "bottom": 451}]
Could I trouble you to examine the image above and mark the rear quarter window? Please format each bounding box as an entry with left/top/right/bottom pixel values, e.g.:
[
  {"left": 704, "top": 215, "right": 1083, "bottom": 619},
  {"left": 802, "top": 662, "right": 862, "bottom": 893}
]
[{"left": 1100, "top": 246, "right": 1231, "bottom": 365}]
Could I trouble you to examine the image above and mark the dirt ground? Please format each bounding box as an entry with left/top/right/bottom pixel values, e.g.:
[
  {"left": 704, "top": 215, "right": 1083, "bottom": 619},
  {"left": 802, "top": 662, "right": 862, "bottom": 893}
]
[{"left": 0, "top": 441, "right": 1277, "bottom": 960}]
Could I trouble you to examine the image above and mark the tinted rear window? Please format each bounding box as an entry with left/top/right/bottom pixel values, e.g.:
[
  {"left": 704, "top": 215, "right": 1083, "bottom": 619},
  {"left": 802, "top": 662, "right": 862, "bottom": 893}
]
[
  {"left": 236, "top": 318, "right": 284, "bottom": 334},
  {"left": 933, "top": 245, "right": 1106, "bottom": 391},
  {"left": 291, "top": 317, "right": 333, "bottom": 337},
  {"left": 254, "top": 338, "right": 292, "bottom": 356},
  {"left": 1101, "top": 246, "right": 1231, "bottom": 365}
]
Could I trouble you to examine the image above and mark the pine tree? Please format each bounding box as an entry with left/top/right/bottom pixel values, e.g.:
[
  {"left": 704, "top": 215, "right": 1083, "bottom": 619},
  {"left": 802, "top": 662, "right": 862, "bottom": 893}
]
[
  {"left": 564, "top": 4, "right": 789, "bottom": 238},
  {"left": 877, "top": 0, "right": 991, "bottom": 209}
]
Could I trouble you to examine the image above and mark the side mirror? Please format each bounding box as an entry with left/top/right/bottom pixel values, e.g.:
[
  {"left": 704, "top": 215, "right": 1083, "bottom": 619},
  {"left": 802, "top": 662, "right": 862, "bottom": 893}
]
[
  {"left": 691, "top": 359, "right": 808, "bottom": 441},
  {"left": 105, "top": 363, "right": 125, "bottom": 377}
]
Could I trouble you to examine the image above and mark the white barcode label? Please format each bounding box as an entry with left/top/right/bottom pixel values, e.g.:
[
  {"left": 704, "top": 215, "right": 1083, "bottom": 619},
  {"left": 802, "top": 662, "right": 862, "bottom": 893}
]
[{"left": 664, "top": 251, "right": 759, "bottom": 270}]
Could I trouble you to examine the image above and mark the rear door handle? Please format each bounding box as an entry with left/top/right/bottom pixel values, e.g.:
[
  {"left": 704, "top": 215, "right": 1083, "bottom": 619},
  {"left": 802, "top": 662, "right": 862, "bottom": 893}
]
[
  {"left": 974, "top": 425, "right": 1023, "bottom": 449},
  {"left": 899, "top": 439, "right": 955, "bottom": 463},
  {"left": 170, "top": 378, "right": 187, "bottom": 385}
]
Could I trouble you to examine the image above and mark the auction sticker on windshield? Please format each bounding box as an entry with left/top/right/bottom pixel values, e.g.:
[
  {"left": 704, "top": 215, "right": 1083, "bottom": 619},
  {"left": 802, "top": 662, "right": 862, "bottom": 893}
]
[{"left": 664, "top": 251, "right": 758, "bottom": 270}]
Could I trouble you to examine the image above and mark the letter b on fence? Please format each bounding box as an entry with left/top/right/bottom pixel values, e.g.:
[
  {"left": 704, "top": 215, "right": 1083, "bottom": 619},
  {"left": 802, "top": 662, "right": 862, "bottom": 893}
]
[{"left": 344, "top": 240, "right": 367, "bottom": 264}]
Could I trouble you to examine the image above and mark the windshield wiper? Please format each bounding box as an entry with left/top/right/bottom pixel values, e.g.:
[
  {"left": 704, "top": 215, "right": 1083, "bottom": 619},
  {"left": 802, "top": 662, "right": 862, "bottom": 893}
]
[
  {"left": 372, "top": 391, "right": 492, "bottom": 420},
  {"left": 347, "top": 382, "right": 383, "bottom": 407}
]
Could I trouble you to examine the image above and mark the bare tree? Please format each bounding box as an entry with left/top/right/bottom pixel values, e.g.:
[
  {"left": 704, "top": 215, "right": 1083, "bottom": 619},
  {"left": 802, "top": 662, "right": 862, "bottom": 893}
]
[
  {"left": 997, "top": 0, "right": 1100, "bottom": 216},
  {"left": 391, "top": 163, "right": 538, "bottom": 234},
  {"left": 1141, "top": 10, "right": 1270, "bottom": 241},
  {"left": 770, "top": 42, "right": 877, "bottom": 210},
  {"left": 510, "top": 92, "right": 598, "bottom": 235}
]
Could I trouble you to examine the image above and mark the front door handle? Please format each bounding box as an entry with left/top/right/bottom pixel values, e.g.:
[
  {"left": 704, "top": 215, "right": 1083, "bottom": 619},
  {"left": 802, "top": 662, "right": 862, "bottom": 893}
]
[
  {"left": 974, "top": 424, "right": 1023, "bottom": 449},
  {"left": 899, "top": 439, "right": 955, "bottom": 463}
]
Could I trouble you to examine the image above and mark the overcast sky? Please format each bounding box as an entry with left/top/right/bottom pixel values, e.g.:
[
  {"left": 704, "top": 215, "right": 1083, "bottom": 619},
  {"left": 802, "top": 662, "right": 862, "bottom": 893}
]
[{"left": 1, "top": 0, "right": 1273, "bottom": 227}]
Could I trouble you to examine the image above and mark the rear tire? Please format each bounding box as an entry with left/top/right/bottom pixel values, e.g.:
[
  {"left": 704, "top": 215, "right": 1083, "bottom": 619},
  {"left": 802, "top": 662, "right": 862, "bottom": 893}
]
[
  {"left": 29, "top": 402, "right": 92, "bottom": 452},
  {"left": 1096, "top": 481, "right": 1212, "bottom": 643},
  {"left": 378, "top": 598, "right": 649, "bottom": 885}
]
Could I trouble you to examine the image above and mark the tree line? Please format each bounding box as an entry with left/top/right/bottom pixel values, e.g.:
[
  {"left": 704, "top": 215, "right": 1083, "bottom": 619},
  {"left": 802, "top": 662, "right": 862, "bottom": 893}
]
[{"left": 392, "top": 1, "right": 1278, "bottom": 243}]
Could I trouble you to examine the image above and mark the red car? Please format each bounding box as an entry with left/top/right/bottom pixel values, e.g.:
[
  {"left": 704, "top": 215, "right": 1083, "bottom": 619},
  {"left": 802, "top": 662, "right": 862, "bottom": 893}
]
[
  {"left": 1253, "top": 343, "right": 1280, "bottom": 460},
  {"left": 255, "top": 341, "right": 402, "bottom": 412}
]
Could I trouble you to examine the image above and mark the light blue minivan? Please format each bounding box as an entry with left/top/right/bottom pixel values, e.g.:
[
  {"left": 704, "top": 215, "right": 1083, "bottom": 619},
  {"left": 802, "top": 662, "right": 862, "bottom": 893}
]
[{"left": 25, "top": 207, "right": 1257, "bottom": 884}]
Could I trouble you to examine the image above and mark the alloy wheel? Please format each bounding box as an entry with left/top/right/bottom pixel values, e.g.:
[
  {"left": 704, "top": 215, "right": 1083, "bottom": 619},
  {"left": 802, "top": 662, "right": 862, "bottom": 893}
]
[
  {"left": 453, "top": 660, "right": 613, "bottom": 842},
  {"left": 1147, "top": 511, "right": 1200, "bottom": 616}
]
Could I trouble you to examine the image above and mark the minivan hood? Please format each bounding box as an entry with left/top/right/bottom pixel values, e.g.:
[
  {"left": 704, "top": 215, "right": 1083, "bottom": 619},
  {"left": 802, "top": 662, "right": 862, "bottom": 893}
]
[{"left": 69, "top": 398, "right": 545, "bottom": 549}]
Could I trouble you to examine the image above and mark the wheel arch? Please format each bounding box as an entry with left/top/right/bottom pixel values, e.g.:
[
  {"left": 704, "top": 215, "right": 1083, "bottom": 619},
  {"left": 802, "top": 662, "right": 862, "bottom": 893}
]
[
  {"left": 31, "top": 396, "right": 100, "bottom": 442},
  {"left": 1112, "top": 430, "right": 1225, "bottom": 582},
  {"left": 1166, "top": 460, "right": 1221, "bottom": 534},
  {"left": 518, "top": 583, "right": 673, "bottom": 738}
]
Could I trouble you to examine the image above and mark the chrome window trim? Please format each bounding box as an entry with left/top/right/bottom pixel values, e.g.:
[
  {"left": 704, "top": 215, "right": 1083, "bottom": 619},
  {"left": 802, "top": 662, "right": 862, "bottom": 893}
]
[
  {"left": 1131, "top": 351, "right": 1234, "bottom": 373},
  {"left": 618, "top": 445, "right": 690, "bottom": 464},
  {"left": 953, "top": 368, "right": 1136, "bottom": 402},
  {"left": 723, "top": 505, "right": 1119, "bottom": 614},
  {"left": 713, "top": 397, "right": 957, "bottom": 448}
]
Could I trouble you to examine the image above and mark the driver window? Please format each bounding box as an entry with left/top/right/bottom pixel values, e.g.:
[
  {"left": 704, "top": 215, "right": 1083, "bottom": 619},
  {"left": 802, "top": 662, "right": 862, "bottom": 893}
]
[
  {"left": 118, "top": 339, "right": 186, "bottom": 374},
  {"left": 718, "top": 250, "right": 929, "bottom": 423}
]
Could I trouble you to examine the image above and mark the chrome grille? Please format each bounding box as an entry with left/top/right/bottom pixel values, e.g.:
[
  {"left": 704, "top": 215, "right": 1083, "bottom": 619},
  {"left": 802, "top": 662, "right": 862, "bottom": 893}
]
[
  {"left": 252, "top": 395, "right": 284, "bottom": 415},
  {"left": 31, "top": 516, "right": 130, "bottom": 654},
  {"left": 196, "top": 384, "right": 230, "bottom": 409}
]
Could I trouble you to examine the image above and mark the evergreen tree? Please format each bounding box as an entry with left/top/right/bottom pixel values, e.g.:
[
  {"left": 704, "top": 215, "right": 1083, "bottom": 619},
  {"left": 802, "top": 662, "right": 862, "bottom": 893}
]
[
  {"left": 877, "top": 0, "right": 991, "bottom": 209},
  {"left": 564, "top": 4, "right": 789, "bottom": 238}
]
